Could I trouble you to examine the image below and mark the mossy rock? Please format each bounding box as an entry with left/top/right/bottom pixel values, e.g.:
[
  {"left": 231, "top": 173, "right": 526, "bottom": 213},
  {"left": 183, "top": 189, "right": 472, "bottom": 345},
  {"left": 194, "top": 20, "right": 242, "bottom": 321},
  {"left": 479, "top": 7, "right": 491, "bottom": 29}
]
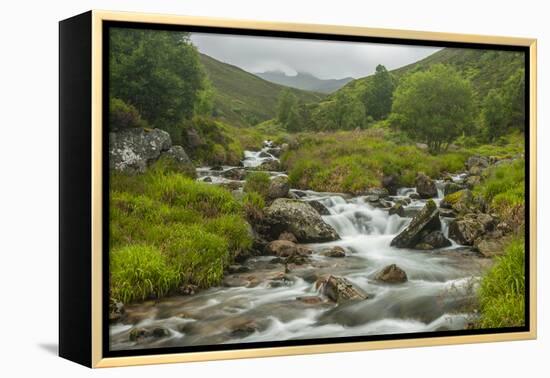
[{"left": 440, "top": 189, "right": 486, "bottom": 215}]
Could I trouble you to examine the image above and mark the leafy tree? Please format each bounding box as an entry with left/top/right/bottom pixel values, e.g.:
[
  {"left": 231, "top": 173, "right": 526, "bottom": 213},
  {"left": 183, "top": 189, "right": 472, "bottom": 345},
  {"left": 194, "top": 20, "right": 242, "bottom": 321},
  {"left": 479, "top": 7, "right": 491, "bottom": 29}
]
[
  {"left": 109, "top": 28, "right": 205, "bottom": 142},
  {"left": 277, "top": 88, "right": 297, "bottom": 125},
  {"left": 313, "top": 91, "right": 366, "bottom": 131},
  {"left": 481, "top": 89, "right": 507, "bottom": 141},
  {"left": 364, "top": 64, "right": 394, "bottom": 120},
  {"left": 390, "top": 64, "right": 474, "bottom": 152},
  {"left": 501, "top": 68, "right": 525, "bottom": 131}
]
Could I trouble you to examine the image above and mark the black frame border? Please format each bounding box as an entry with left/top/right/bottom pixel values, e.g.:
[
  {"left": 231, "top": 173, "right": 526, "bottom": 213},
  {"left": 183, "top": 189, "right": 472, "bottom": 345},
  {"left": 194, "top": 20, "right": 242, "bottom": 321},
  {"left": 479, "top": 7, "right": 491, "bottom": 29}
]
[{"left": 101, "top": 20, "right": 531, "bottom": 359}]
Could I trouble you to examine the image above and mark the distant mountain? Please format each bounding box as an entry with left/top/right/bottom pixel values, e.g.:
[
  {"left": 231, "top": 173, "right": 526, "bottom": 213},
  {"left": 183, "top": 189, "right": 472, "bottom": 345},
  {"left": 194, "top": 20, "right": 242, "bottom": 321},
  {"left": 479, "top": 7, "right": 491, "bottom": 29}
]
[
  {"left": 255, "top": 71, "right": 354, "bottom": 94},
  {"left": 199, "top": 54, "right": 326, "bottom": 127}
]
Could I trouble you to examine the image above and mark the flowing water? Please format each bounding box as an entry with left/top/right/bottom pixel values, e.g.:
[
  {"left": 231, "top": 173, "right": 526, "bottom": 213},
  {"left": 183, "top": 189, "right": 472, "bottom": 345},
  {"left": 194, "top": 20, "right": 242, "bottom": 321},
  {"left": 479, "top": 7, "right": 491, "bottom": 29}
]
[{"left": 110, "top": 145, "right": 490, "bottom": 351}]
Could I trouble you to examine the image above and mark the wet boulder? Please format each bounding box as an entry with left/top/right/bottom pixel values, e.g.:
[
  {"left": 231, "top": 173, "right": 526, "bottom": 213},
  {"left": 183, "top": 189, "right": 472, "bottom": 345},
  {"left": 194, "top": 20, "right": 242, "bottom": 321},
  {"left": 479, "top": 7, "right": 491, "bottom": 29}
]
[
  {"left": 264, "top": 240, "right": 312, "bottom": 258},
  {"left": 375, "top": 264, "right": 408, "bottom": 283},
  {"left": 268, "top": 176, "right": 290, "bottom": 200},
  {"left": 389, "top": 202, "right": 405, "bottom": 217},
  {"left": 363, "top": 187, "right": 390, "bottom": 198},
  {"left": 316, "top": 275, "right": 368, "bottom": 303},
  {"left": 415, "top": 230, "right": 452, "bottom": 249},
  {"left": 382, "top": 175, "right": 400, "bottom": 195},
  {"left": 221, "top": 168, "right": 246, "bottom": 180},
  {"left": 448, "top": 213, "right": 495, "bottom": 245},
  {"left": 266, "top": 147, "right": 282, "bottom": 158},
  {"left": 306, "top": 199, "right": 331, "bottom": 215},
  {"left": 415, "top": 173, "right": 438, "bottom": 198},
  {"left": 391, "top": 200, "right": 441, "bottom": 248},
  {"left": 321, "top": 246, "right": 346, "bottom": 258},
  {"left": 109, "top": 128, "right": 172, "bottom": 174},
  {"left": 256, "top": 159, "right": 280, "bottom": 171},
  {"left": 278, "top": 231, "right": 298, "bottom": 243},
  {"left": 264, "top": 199, "right": 340, "bottom": 243}
]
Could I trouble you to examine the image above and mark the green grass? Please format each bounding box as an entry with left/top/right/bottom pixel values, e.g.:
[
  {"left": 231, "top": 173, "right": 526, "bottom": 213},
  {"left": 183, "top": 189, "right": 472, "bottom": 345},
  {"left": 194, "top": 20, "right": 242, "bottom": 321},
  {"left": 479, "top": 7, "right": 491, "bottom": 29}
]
[
  {"left": 282, "top": 128, "right": 524, "bottom": 195},
  {"left": 111, "top": 244, "right": 180, "bottom": 304},
  {"left": 474, "top": 157, "right": 525, "bottom": 227},
  {"left": 476, "top": 236, "right": 525, "bottom": 328},
  {"left": 243, "top": 171, "right": 271, "bottom": 199},
  {"left": 110, "top": 161, "right": 252, "bottom": 303}
]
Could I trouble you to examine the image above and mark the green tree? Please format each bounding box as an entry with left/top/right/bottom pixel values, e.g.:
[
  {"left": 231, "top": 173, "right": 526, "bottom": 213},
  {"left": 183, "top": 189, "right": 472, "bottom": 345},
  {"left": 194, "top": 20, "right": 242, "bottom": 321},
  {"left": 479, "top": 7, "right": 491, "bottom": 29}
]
[
  {"left": 501, "top": 68, "right": 525, "bottom": 131},
  {"left": 364, "top": 64, "right": 394, "bottom": 120},
  {"left": 481, "top": 89, "right": 507, "bottom": 141},
  {"left": 390, "top": 64, "right": 474, "bottom": 152},
  {"left": 277, "top": 88, "right": 297, "bottom": 125},
  {"left": 313, "top": 91, "right": 366, "bottom": 131},
  {"left": 109, "top": 28, "right": 205, "bottom": 142}
]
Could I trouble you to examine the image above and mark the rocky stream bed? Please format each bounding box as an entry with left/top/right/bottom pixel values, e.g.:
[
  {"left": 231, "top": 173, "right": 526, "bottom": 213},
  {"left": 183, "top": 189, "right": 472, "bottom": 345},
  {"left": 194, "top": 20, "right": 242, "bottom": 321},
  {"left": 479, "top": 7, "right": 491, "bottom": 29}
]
[{"left": 109, "top": 138, "right": 509, "bottom": 351}]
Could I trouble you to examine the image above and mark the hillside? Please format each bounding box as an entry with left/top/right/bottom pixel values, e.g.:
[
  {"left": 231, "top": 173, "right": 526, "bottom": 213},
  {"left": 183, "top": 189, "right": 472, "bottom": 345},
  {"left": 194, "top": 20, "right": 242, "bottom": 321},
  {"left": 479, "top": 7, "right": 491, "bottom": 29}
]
[
  {"left": 255, "top": 71, "right": 353, "bottom": 94},
  {"left": 199, "top": 54, "right": 326, "bottom": 127},
  {"left": 336, "top": 47, "right": 524, "bottom": 106}
]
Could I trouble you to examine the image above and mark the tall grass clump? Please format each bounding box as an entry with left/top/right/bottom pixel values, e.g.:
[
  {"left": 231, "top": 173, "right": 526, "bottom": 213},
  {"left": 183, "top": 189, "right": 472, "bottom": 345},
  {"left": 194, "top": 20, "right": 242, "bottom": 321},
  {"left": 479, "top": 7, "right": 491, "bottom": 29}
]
[
  {"left": 243, "top": 171, "right": 271, "bottom": 199},
  {"left": 476, "top": 236, "right": 525, "bottom": 328},
  {"left": 110, "top": 160, "right": 252, "bottom": 304},
  {"left": 110, "top": 244, "right": 180, "bottom": 303}
]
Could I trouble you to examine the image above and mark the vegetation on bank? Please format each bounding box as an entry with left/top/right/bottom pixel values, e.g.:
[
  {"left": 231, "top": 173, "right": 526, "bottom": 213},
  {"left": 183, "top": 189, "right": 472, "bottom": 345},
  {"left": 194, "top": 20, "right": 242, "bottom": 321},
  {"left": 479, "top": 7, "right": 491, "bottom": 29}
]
[
  {"left": 109, "top": 161, "right": 252, "bottom": 303},
  {"left": 476, "top": 236, "right": 525, "bottom": 328},
  {"left": 282, "top": 128, "right": 524, "bottom": 194},
  {"left": 473, "top": 159, "right": 526, "bottom": 328}
]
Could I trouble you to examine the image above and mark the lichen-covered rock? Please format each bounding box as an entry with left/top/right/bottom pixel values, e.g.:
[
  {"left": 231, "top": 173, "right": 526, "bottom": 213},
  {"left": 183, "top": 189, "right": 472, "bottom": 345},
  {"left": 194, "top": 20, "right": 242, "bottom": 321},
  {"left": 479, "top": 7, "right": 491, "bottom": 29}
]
[
  {"left": 306, "top": 200, "right": 331, "bottom": 216},
  {"left": 268, "top": 176, "right": 290, "bottom": 200},
  {"left": 375, "top": 264, "right": 408, "bottom": 283},
  {"left": 448, "top": 213, "right": 494, "bottom": 245},
  {"left": 264, "top": 199, "right": 340, "bottom": 243},
  {"left": 391, "top": 200, "right": 441, "bottom": 248},
  {"left": 363, "top": 188, "right": 390, "bottom": 198},
  {"left": 415, "top": 173, "right": 438, "bottom": 198},
  {"left": 382, "top": 175, "right": 400, "bottom": 195},
  {"left": 109, "top": 128, "right": 172, "bottom": 174},
  {"left": 443, "top": 182, "right": 464, "bottom": 196},
  {"left": 316, "top": 275, "right": 368, "bottom": 303},
  {"left": 474, "top": 234, "right": 511, "bottom": 257},
  {"left": 440, "top": 189, "right": 486, "bottom": 215},
  {"left": 465, "top": 175, "right": 482, "bottom": 188}
]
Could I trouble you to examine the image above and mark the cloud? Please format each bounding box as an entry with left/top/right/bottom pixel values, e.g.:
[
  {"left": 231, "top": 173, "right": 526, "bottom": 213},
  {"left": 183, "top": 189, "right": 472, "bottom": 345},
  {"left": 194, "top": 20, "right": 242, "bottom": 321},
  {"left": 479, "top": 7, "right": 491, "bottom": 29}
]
[{"left": 190, "top": 32, "right": 441, "bottom": 79}]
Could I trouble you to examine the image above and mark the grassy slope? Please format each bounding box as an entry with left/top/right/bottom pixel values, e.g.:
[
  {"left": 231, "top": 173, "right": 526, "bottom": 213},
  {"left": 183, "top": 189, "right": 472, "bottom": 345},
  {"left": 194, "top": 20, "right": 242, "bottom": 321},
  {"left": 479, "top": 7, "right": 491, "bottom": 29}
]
[
  {"left": 335, "top": 48, "right": 524, "bottom": 106},
  {"left": 200, "top": 53, "right": 326, "bottom": 127}
]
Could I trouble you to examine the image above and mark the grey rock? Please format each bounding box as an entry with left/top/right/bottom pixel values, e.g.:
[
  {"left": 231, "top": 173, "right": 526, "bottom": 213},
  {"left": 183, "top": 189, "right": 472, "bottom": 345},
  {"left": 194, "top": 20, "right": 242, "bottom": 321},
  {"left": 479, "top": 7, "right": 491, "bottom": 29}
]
[
  {"left": 375, "top": 264, "right": 408, "bottom": 283},
  {"left": 316, "top": 275, "right": 368, "bottom": 303},
  {"left": 264, "top": 199, "right": 340, "bottom": 243},
  {"left": 306, "top": 200, "right": 331, "bottom": 216},
  {"left": 391, "top": 200, "right": 441, "bottom": 248},
  {"left": 415, "top": 172, "right": 438, "bottom": 198},
  {"left": 321, "top": 246, "right": 346, "bottom": 258},
  {"left": 109, "top": 128, "right": 172, "bottom": 174},
  {"left": 268, "top": 176, "right": 290, "bottom": 200}
]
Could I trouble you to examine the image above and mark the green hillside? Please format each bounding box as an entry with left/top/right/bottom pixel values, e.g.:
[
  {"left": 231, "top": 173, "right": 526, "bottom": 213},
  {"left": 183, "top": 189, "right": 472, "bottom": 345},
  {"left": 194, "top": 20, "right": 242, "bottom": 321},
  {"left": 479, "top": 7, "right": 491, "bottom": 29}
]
[
  {"left": 337, "top": 47, "right": 524, "bottom": 106},
  {"left": 199, "top": 53, "right": 326, "bottom": 127}
]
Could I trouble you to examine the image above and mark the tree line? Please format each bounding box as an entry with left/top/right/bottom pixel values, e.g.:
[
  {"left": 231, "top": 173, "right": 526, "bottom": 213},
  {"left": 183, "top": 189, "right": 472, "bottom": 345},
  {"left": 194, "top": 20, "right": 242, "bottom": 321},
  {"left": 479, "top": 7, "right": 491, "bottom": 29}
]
[{"left": 277, "top": 62, "right": 525, "bottom": 152}]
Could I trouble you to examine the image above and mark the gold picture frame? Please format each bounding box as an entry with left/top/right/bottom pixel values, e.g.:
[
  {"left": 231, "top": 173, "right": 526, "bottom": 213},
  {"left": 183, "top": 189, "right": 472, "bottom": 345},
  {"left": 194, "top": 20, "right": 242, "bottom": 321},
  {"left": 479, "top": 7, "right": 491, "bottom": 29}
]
[{"left": 59, "top": 10, "right": 537, "bottom": 368}]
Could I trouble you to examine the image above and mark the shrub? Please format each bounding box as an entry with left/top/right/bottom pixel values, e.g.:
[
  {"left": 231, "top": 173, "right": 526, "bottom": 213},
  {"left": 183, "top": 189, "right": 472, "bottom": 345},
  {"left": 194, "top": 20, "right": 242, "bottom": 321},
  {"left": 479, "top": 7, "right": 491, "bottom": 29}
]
[
  {"left": 109, "top": 97, "right": 147, "bottom": 131},
  {"left": 244, "top": 171, "right": 271, "bottom": 198},
  {"left": 110, "top": 244, "right": 179, "bottom": 303},
  {"left": 477, "top": 236, "right": 525, "bottom": 328}
]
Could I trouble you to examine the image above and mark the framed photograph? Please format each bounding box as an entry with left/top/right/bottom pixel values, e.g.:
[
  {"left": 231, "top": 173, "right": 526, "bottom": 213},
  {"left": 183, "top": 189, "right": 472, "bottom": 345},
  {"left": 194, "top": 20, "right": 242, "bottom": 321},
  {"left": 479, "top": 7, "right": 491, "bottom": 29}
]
[{"left": 59, "top": 10, "right": 537, "bottom": 368}]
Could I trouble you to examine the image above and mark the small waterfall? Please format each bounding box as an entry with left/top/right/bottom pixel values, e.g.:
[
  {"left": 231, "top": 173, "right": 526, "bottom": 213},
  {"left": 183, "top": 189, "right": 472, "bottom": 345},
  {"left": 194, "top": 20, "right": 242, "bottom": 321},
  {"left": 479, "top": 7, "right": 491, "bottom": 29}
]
[{"left": 242, "top": 148, "right": 279, "bottom": 168}]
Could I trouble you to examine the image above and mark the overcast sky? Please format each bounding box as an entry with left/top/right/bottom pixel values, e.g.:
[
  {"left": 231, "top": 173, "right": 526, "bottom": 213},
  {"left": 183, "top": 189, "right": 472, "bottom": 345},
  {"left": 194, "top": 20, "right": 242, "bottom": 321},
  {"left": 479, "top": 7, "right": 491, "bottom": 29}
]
[{"left": 190, "top": 33, "right": 441, "bottom": 80}]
